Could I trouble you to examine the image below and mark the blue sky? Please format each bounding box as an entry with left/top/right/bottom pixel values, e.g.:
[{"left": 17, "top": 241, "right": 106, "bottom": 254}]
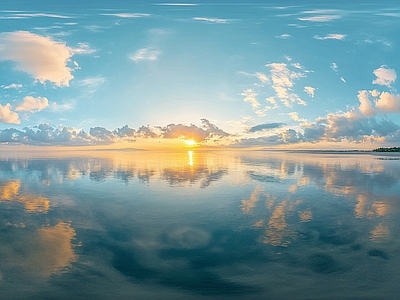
[{"left": 0, "top": 1, "right": 399, "bottom": 149}]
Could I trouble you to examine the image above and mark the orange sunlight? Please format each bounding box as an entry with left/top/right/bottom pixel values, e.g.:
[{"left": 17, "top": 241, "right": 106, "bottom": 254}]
[{"left": 184, "top": 139, "right": 197, "bottom": 147}]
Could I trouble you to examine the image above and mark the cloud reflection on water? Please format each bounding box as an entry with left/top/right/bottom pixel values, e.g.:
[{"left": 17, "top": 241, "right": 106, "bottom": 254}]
[{"left": 0, "top": 151, "right": 399, "bottom": 298}]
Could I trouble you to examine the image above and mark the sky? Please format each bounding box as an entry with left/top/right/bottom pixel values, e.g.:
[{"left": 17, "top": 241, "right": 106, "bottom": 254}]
[{"left": 0, "top": 0, "right": 399, "bottom": 149}]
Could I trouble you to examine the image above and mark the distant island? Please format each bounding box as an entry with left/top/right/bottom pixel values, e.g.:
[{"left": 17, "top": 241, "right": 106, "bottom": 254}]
[{"left": 372, "top": 147, "right": 400, "bottom": 152}]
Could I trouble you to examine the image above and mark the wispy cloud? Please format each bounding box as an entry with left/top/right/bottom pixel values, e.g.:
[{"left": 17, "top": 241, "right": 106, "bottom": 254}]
[
  {"left": 255, "top": 72, "right": 269, "bottom": 83},
  {"left": 77, "top": 77, "right": 105, "bottom": 96},
  {"left": 298, "top": 15, "right": 340, "bottom": 22},
  {"left": 193, "top": 17, "right": 227, "bottom": 24},
  {"left": 2, "top": 13, "right": 71, "bottom": 19},
  {"left": 101, "top": 13, "right": 150, "bottom": 18},
  {"left": 2, "top": 83, "right": 22, "bottom": 90},
  {"left": 49, "top": 101, "right": 75, "bottom": 113},
  {"left": 298, "top": 9, "right": 341, "bottom": 23},
  {"left": 314, "top": 34, "right": 346, "bottom": 40},
  {"left": 155, "top": 3, "right": 198, "bottom": 6},
  {"left": 276, "top": 34, "right": 291, "bottom": 39},
  {"left": 304, "top": 86, "right": 315, "bottom": 98},
  {"left": 0, "top": 31, "right": 74, "bottom": 86},
  {"left": 241, "top": 89, "right": 261, "bottom": 109},
  {"left": 241, "top": 89, "right": 269, "bottom": 116},
  {"left": 266, "top": 62, "right": 306, "bottom": 107},
  {"left": 72, "top": 43, "right": 96, "bottom": 55},
  {"left": 129, "top": 48, "right": 162, "bottom": 62}
]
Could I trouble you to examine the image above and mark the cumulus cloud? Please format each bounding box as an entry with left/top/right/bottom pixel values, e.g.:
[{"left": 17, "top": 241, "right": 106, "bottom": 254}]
[
  {"left": 304, "top": 86, "right": 315, "bottom": 98},
  {"left": 314, "top": 34, "right": 346, "bottom": 40},
  {"left": 193, "top": 17, "right": 227, "bottom": 24},
  {"left": 375, "top": 92, "right": 400, "bottom": 113},
  {"left": 16, "top": 96, "right": 49, "bottom": 112},
  {"left": 0, "top": 120, "right": 230, "bottom": 146},
  {"left": 372, "top": 66, "right": 397, "bottom": 88},
  {"left": 162, "top": 119, "right": 229, "bottom": 142},
  {"left": 357, "top": 90, "right": 400, "bottom": 116},
  {"left": 129, "top": 48, "right": 162, "bottom": 62},
  {"left": 302, "top": 111, "right": 400, "bottom": 143},
  {"left": 0, "top": 104, "right": 20, "bottom": 124},
  {"left": 0, "top": 31, "right": 74, "bottom": 86},
  {"left": 248, "top": 123, "right": 286, "bottom": 133},
  {"left": 357, "top": 90, "right": 376, "bottom": 116}
]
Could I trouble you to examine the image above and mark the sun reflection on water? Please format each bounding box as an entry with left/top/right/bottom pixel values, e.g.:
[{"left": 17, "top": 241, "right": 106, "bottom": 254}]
[{"left": 188, "top": 150, "right": 193, "bottom": 166}]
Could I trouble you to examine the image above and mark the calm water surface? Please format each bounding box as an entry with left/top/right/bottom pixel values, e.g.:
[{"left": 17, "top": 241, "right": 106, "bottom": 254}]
[{"left": 0, "top": 150, "right": 399, "bottom": 299}]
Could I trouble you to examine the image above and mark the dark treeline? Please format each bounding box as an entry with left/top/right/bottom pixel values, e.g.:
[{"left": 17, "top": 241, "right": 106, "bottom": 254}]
[{"left": 372, "top": 147, "right": 400, "bottom": 152}]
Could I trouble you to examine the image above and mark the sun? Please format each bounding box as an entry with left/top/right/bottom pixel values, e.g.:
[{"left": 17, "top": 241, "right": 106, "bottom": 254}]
[{"left": 185, "top": 139, "right": 197, "bottom": 146}]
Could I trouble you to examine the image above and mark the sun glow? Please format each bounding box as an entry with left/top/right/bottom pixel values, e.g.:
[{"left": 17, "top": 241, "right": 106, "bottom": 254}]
[{"left": 185, "top": 139, "right": 197, "bottom": 146}]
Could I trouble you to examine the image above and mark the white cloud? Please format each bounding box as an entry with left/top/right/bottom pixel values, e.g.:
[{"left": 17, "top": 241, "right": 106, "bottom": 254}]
[
  {"left": 288, "top": 112, "right": 306, "bottom": 124},
  {"left": 266, "top": 97, "right": 278, "bottom": 110},
  {"left": 155, "top": 3, "right": 198, "bottom": 6},
  {"left": 266, "top": 62, "right": 306, "bottom": 107},
  {"left": 241, "top": 90, "right": 278, "bottom": 117},
  {"left": 71, "top": 42, "right": 96, "bottom": 55},
  {"left": 193, "top": 17, "right": 227, "bottom": 24},
  {"left": 101, "top": 13, "right": 150, "bottom": 18},
  {"left": 49, "top": 101, "right": 75, "bottom": 112},
  {"left": 375, "top": 92, "right": 400, "bottom": 113},
  {"left": 241, "top": 89, "right": 261, "bottom": 110},
  {"left": 0, "top": 31, "right": 74, "bottom": 86},
  {"left": 277, "top": 34, "right": 291, "bottom": 39},
  {"left": 16, "top": 96, "right": 49, "bottom": 112},
  {"left": 78, "top": 77, "right": 105, "bottom": 96},
  {"left": 357, "top": 90, "right": 376, "bottom": 116},
  {"left": 357, "top": 89, "right": 400, "bottom": 116},
  {"left": 7, "top": 13, "right": 71, "bottom": 19},
  {"left": 304, "top": 86, "right": 315, "bottom": 98},
  {"left": 129, "top": 48, "right": 162, "bottom": 62},
  {"left": 330, "top": 62, "right": 338, "bottom": 72},
  {"left": 298, "top": 15, "right": 341, "bottom": 22},
  {"left": 291, "top": 63, "right": 303, "bottom": 69},
  {"left": 255, "top": 72, "right": 269, "bottom": 83},
  {"left": 372, "top": 66, "right": 397, "bottom": 88},
  {"left": 314, "top": 34, "right": 346, "bottom": 40},
  {"left": 2, "top": 83, "right": 22, "bottom": 90},
  {"left": 0, "top": 104, "right": 20, "bottom": 124}
]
